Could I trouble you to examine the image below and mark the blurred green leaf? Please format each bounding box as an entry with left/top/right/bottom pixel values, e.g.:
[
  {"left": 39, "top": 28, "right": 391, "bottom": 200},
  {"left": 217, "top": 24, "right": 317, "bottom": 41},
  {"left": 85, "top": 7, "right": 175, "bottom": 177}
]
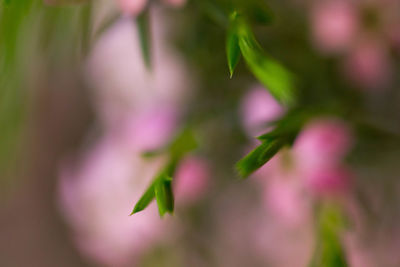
[
  {"left": 226, "top": 12, "right": 241, "bottom": 78},
  {"left": 131, "top": 160, "right": 178, "bottom": 216},
  {"left": 231, "top": 13, "right": 296, "bottom": 106},
  {"left": 80, "top": 2, "right": 92, "bottom": 56},
  {"left": 141, "top": 128, "right": 197, "bottom": 160},
  {"left": 136, "top": 8, "right": 151, "bottom": 68},
  {"left": 131, "top": 181, "right": 156, "bottom": 215},
  {"left": 257, "top": 108, "right": 310, "bottom": 142},
  {"left": 133, "top": 128, "right": 197, "bottom": 216},
  {"left": 236, "top": 138, "right": 286, "bottom": 178},
  {"left": 244, "top": 0, "right": 274, "bottom": 25},
  {"left": 309, "top": 204, "right": 348, "bottom": 267},
  {"left": 155, "top": 174, "right": 174, "bottom": 217},
  {"left": 198, "top": 0, "right": 229, "bottom": 27},
  {"left": 169, "top": 128, "right": 198, "bottom": 160}
]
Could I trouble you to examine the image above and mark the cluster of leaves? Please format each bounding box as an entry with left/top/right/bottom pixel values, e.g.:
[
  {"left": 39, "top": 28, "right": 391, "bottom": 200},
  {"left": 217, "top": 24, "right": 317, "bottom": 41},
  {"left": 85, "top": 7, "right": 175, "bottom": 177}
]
[
  {"left": 1, "top": 1, "right": 353, "bottom": 265},
  {"left": 226, "top": 10, "right": 296, "bottom": 106},
  {"left": 236, "top": 108, "right": 311, "bottom": 178},
  {"left": 132, "top": 128, "right": 198, "bottom": 217}
]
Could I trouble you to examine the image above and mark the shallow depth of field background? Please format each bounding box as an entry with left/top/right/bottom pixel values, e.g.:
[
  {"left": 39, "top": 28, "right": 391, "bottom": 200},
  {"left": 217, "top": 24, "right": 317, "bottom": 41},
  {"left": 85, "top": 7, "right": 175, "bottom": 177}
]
[{"left": 1, "top": 0, "right": 400, "bottom": 266}]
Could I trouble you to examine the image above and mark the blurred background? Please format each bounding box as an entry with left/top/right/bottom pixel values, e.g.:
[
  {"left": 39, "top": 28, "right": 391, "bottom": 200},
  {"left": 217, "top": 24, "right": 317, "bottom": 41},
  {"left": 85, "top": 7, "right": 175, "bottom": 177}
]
[{"left": 1, "top": 0, "right": 400, "bottom": 266}]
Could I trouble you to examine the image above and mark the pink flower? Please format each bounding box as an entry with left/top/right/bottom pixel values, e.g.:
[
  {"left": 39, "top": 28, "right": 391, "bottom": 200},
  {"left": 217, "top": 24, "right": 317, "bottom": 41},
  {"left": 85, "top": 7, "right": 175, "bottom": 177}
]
[
  {"left": 87, "top": 11, "right": 189, "bottom": 128},
  {"left": 310, "top": 0, "right": 400, "bottom": 90},
  {"left": 293, "top": 118, "right": 353, "bottom": 170},
  {"left": 174, "top": 156, "right": 210, "bottom": 205},
  {"left": 114, "top": 105, "right": 179, "bottom": 153},
  {"left": 116, "top": 0, "right": 186, "bottom": 16},
  {"left": 240, "top": 85, "right": 285, "bottom": 137},
  {"left": 293, "top": 118, "right": 354, "bottom": 196},
  {"left": 116, "top": 0, "right": 148, "bottom": 16},
  {"left": 58, "top": 138, "right": 167, "bottom": 266},
  {"left": 254, "top": 118, "right": 354, "bottom": 224},
  {"left": 305, "top": 165, "right": 353, "bottom": 196},
  {"left": 264, "top": 171, "right": 311, "bottom": 225},
  {"left": 343, "top": 38, "right": 392, "bottom": 90},
  {"left": 311, "top": 0, "right": 358, "bottom": 53},
  {"left": 59, "top": 8, "right": 190, "bottom": 266}
]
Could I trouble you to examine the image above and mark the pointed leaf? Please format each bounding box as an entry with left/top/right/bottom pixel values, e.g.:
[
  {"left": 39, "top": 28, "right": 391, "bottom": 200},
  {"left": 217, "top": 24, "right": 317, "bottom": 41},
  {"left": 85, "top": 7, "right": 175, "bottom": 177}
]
[
  {"left": 130, "top": 181, "right": 155, "bottom": 215},
  {"left": 136, "top": 9, "right": 151, "bottom": 68},
  {"left": 155, "top": 175, "right": 174, "bottom": 217},
  {"left": 226, "top": 12, "right": 241, "bottom": 78},
  {"left": 233, "top": 14, "right": 296, "bottom": 106},
  {"left": 236, "top": 138, "right": 286, "bottom": 178}
]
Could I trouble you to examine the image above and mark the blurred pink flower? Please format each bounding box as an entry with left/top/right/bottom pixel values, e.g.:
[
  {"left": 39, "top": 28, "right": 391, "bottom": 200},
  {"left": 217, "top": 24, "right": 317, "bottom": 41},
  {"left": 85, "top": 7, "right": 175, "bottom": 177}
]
[
  {"left": 116, "top": 0, "right": 186, "bottom": 16},
  {"left": 264, "top": 170, "right": 311, "bottom": 225},
  {"left": 114, "top": 105, "right": 179, "bottom": 153},
  {"left": 86, "top": 8, "right": 190, "bottom": 128},
  {"left": 116, "top": 0, "right": 148, "bottom": 16},
  {"left": 240, "top": 85, "right": 284, "bottom": 137},
  {"left": 305, "top": 165, "right": 353, "bottom": 196},
  {"left": 253, "top": 118, "right": 354, "bottom": 226},
  {"left": 343, "top": 38, "right": 392, "bottom": 90},
  {"left": 310, "top": 0, "right": 400, "bottom": 90},
  {"left": 293, "top": 118, "right": 354, "bottom": 196},
  {"left": 311, "top": 0, "right": 358, "bottom": 53},
  {"left": 173, "top": 156, "right": 211, "bottom": 205},
  {"left": 293, "top": 118, "right": 353, "bottom": 170},
  {"left": 59, "top": 138, "right": 167, "bottom": 266},
  {"left": 59, "top": 7, "right": 191, "bottom": 266}
]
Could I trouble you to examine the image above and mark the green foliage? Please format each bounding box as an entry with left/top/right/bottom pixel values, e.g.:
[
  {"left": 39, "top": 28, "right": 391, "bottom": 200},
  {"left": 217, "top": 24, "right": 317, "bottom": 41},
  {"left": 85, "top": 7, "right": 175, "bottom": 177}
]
[
  {"left": 237, "top": 109, "right": 310, "bottom": 178},
  {"left": 236, "top": 137, "right": 286, "bottom": 178},
  {"left": 132, "top": 128, "right": 198, "bottom": 216},
  {"left": 131, "top": 180, "right": 156, "bottom": 214},
  {"left": 168, "top": 128, "right": 198, "bottom": 160},
  {"left": 227, "top": 11, "right": 296, "bottom": 106},
  {"left": 242, "top": 0, "right": 273, "bottom": 25},
  {"left": 155, "top": 174, "right": 174, "bottom": 217},
  {"left": 309, "top": 203, "right": 348, "bottom": 267},
  {"left": 226, "top": 12, "right": 241, "bottom": 77},
  {"left": 136, "top": 8, "right": 152, "bottom": 68}
]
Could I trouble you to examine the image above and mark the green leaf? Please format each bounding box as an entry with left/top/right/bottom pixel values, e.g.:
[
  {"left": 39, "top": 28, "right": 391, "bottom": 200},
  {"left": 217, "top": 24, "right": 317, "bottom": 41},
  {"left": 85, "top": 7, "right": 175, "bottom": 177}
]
[
  {"left": 132, "top": 129, "right": 196, "bottom": 216},
  {"left": 236, "top": 138, "right": 286, "bottom": 178},
  {"left": 80, "top": 2, "right": 92, "bottom": 56},
  {"left": 197, "top": 0, "right": 229, "bottom": 28},
  {"left": 131, "top": 160, "right": 177, "bottom": 216},
  {"left": 257, "top": 108, "right": 310, "bottom": 142},
  {"left": 136, "top": 8, "right": 151, "bottom": 68},
  {"left": 226, "top": 12, "right": 241, "bottom": 78},
  {"left": 155, "top": 174, "right": 174, "bottom": 217},
  {"left": 244, "top": 0, "right": 274, "bottom": 25},
  {"left": 309, "top": 204, "right": 348, "bottom": 267},
  {"left": 130, "top": 181, "right": 156, "bottom": 215},
  {"left": 169, "top": 128, "right": 198, "bottom": 161},
  {"left": 232, "top": 13, "right": 296, "bottom": 106}
]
